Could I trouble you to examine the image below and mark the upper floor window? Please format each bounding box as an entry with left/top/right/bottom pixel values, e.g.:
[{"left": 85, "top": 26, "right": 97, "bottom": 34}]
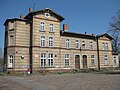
[
  {"left": 50, "top": 24, "right": 54, "bottom": 32},
  {"left": 40, "top": 22, "right": 45, "bottom": 31},
  {"left": 104, "top": 55, "right": 108, "bottom": 65},
  {"left": 48, "top": 53, "right": 54, "bottom": 67},
  {"left": 82, "top": 41, "right": 85, "bottom": 49},
  {"left": 40, "top": 36, "right": 45, "bottom": 47},
  {"left": 41, "top": 53, "right": 46, "bottom": 67},
  {"left": 91, "top": 55, "right": 95, "bottom": 66},
  {"left": 102, "top": 42, "right": 105, "bottom": 50},
  {"left": 75, "top": 40, "right": 79, "bottom": 49},
  {"left": 65, "top": 54, "right": 69, "bottom": 66},
  {"left": 66, "top": 39, "right": 70, "bottom": 48},
  {"left": 90, "top": 41, "right": 93, "bottom": 50},
  {"left": 9, "top": 35, "right": 14, "bottom": 46},
  {"left": 9, "top": 22, "right": 14, "bottom": 30},
  {"left": 49, "top": 37, "right": 54, "bottom": 47},
  {"left": 105, "top": 43, "right": 108, "bottom": 50}
]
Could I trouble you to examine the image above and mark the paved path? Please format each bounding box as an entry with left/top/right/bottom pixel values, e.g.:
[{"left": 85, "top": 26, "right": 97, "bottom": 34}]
[{"left": 0, "top": 72, "right": 120, "bottom": 90}]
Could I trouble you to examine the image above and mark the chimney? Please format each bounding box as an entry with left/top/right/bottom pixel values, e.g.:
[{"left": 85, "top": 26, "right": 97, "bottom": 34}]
[
  {"left": 63, "top": 24, "right": 68, "bottom": 32},
  {"left": 29, "top": 7, "right": 32, "bottom": 13},
  {"left": 20, "top": 14, "right": 24, "bottom": 19}
]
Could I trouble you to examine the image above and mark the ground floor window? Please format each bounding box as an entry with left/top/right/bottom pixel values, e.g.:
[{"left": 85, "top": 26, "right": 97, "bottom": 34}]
[
  {"left": 113, "top": 56, "right": 117, "bottom": 65},
  {"left": 65, "top": 54, "right": 70, "bottom": 66},
  {"left": 48, "top": 53, "right": 54, "bottom": 67},
  {"left": 40, "top": 53, "right": 54, "bottom": 67},
  {"left": 104, "top": 55, "right": 108, "bottom": 65},
  {"left": 91, "top": 55, "right": 95, "bottom": 66},
  {"left": 41, "top": 53, "right": 46, "bottom": 67},
  {"left": 8, "top": 55, "right": 13, "bottom": 68}
]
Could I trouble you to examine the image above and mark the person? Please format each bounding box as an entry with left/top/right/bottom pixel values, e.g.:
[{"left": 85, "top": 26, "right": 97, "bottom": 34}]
[{"left": 27, "top": 68, "right": 31, "bottom": 75}]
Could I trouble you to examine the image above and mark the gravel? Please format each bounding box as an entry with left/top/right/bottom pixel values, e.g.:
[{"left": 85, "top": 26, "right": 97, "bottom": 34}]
[{"left": 0, "top": 71, "right": 120, "bottom": 90}]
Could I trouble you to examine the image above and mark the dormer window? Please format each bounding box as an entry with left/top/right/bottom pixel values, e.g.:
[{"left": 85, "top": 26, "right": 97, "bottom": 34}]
[{"left": 40, "top": 22, "right": 45, "bottom": 31}]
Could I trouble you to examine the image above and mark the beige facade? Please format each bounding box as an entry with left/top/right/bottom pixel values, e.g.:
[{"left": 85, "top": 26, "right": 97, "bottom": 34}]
[{"left": 4, "top": 8, "right": 119, "bottom": 73}]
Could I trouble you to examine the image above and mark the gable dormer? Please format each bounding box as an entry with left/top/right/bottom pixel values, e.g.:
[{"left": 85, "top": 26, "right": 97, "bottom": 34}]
[
  {"left": 25, "top": 8, "right": 65, "bottom": 22},
  {"left": 97, "top": 33, "right": 113, "bottom": 41}
]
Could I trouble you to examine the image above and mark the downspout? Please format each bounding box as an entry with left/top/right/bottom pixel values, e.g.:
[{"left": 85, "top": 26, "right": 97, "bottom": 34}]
[
  {"left": 28, "top": 15, "right": 33, "bottom": 73},
  {"left": 96, "top": 36, "right": 100, "bottom": 71}
]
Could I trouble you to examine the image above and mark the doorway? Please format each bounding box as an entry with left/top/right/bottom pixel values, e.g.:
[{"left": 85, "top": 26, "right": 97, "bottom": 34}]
[
  {"left": 83, "top": 55, "right": 87, "bottom": 69},
  {"left": 75, "top": 55, "right": 80, "bottom": 69}
]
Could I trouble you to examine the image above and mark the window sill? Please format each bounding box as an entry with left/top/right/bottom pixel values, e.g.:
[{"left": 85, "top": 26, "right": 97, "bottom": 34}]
[
  {"left": 39, "top": 30, "right": 45, "bottom": 32},
  {"left": 49, "top": 31, "right": 54, "bottom": 33}
]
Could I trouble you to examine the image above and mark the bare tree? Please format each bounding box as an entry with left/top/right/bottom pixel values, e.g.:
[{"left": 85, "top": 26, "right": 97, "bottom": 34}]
[{"left": 108, "top": 9, "right": 120, "bottom": 53}]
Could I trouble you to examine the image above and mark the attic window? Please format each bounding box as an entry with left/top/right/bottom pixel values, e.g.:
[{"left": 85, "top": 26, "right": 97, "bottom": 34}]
[{"left": 45, "top": 13, "right": 50, "bottom": 18}]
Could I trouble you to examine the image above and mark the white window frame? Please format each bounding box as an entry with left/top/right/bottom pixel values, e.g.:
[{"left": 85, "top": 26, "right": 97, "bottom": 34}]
[
  {"left": 90, "top": 41, "right": 93, "bottom": 50},
  {"left": 8, "top": 55, "right": 13, "bottom": 68},
  {"left": 49, "top": 37, "right": 54, "bottom": 47},
  {"left": 91, "top": 55, "right": 95, "bottom": 66},
  {"left": 82, "top": 41, "right": 85, "bottom": 49},
  {"left": 66, "top": 39, "right": 70, "bottom": 48},
  {"left": 113, "top": 56, "right": 117, "bottom": 65},
  {"left": 9, "top": 35, "right": 14, "bottom": 46},
  {"left": 40, "top": 36, "right": 45, "bottom": 47},
  {"left": 65, "top": 54, "right": 70, "bottom": 66},
  {"left": 105, "top": 43, "right": 108, "bottom": 50},
  {"left": 102, "top": 42, "right": 105, "bottom": 50},
  {"left": 40, "top": 53, "right": 46, "bottom": 67},
  {"left": 40, "top": 22, "right": 45, "bottom": 31},
  {"left": 50, "top": 24, "right": 54, "bottom": 32},
  {"left": 75, "top": 40, "right": 79, "bottom": 49},
  {"left": 104, "top": 55, "right": 108, "bottom": 65},
  {"left": 48, "top": 53, "right": 54, "bottom": 67}
]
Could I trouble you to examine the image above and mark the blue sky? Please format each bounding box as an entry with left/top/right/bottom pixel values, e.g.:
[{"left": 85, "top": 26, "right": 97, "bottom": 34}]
[{"left": 0, "top": 0, "right": 120, "bottom": 49}]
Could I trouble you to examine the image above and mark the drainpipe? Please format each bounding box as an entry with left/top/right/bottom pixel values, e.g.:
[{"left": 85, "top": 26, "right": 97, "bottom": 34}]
[{"left": 96, "top": 36, "right": 100, "bottom": 71}]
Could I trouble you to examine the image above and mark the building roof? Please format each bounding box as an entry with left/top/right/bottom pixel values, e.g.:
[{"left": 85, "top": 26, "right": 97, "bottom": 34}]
[
  {"left": 97, "top": 33, "right": 113, "bottom": 40},
  {"left": 25, "top": 8, "right": 65, "bottom": 21},
  {"left": 4, "top": 18, "right": 29, "bottom": 26},
  {"left": 60, "top": 31, "right": 96, "bottom": 39}
]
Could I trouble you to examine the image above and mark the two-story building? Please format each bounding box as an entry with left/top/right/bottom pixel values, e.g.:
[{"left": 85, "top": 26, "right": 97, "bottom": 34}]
[{"left": 4, "top": 8, "right": 119, "bottom": 73}]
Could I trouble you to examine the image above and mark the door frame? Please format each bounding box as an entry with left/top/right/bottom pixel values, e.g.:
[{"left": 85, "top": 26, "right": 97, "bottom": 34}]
[
  {"left": 74, "top": 54, "right": 80, "bottom": 69},
  {"left": 82, "top": 55, "right": 88, "bottom": 69}
]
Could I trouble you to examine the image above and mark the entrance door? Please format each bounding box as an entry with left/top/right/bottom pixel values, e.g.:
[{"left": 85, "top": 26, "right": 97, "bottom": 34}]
[
  {"left": 8, "top": 55, "right": 13, "bottom": 68},
  {"left": 75, "top": 55, "right": 80, "bottom": 69},
  {"left": 83, "top": 55, "right": 87, "bottom": 69}
]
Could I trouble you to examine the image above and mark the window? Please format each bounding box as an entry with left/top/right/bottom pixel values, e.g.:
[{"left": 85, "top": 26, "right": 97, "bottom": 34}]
[
  {"left": 104, "top": 55, "right": 108, "bottom": 65},
  {"left": 105, "top": 43, "right": 108, "bottom": 50},
  {"left": 9, "top": 22, "right": 14, "bottom": 30},
  {"left": 82, "top": 41, "right": 85, "bottom": 49},
  {"left": 113, "top": 56, "right": 117, "bottom": 65},
  {"left": 8, "top": 55, "right": 13, "bottom": 68},
  {"left": 50, "top": 24, "right": 54, "bottom": 32},
  {"left": 66, "top": 39, "right": 70, "bottom": 48},
  {"left": 102, "top": 42, "right": 105, "bottom": 50},
  {"left": 90, "top": 41, "right": 93, "bottom": 50},
  {"left": 65, "top": 54, "right": 69, "bottom": 66},
  {"left": 48, "top": 53, "right": 54, "bottom": 67},
  {"left": 41, "top": 53, "right": 46, "bottom": 67},
  {"left": 91, "top": 55, "right": 95, "bottom": 66},
  {"left": 9, "top": 35, "right": 14, "bottom": 46},
  {"left": 75, "top": 40, "right": 79, "bottom": 49},
  {"left": 40, "top": 22, "right": 45, "bottom": 31},
  {"left": 49, "top": 37, "right": 54, "bottom": 47},
  {"left": 9, "top": 55, "right": 13, "bottom": 63},
  {"left": 41, "top": 36, "right": 45, "bottom": 47}
]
